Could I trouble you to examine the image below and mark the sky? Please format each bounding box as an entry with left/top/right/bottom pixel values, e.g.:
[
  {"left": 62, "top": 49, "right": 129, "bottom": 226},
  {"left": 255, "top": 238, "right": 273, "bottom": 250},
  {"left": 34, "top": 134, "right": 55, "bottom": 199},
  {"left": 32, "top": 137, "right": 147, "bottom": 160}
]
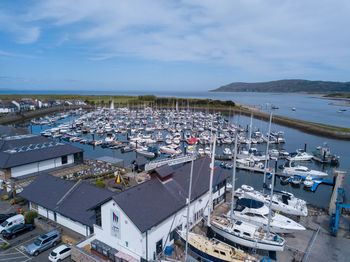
[{"left": 0, "top": 0, "right": 349, "bottom": 92}]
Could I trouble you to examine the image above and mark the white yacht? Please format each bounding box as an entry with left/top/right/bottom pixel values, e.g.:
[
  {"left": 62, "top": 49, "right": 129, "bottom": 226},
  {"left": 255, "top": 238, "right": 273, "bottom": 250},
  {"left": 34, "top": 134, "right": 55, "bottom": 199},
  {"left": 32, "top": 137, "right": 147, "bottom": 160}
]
[
  {"left": 235, "top": 185, "right": 308, "bottom": 216},
  {"left": 231, "top": 198, "right": 306, "bottom": 233},
  {"left": 287, "top": 152, "right": 313, "bottom": 161},
  {"left": 283, "top": 164, "right": 328, "bottom": 178},
  {"left": 209, "top": 216, "right": 285, "bottom": 251},
  {"left": 105, "top": 133, "right": 116, "bottom": 143}
]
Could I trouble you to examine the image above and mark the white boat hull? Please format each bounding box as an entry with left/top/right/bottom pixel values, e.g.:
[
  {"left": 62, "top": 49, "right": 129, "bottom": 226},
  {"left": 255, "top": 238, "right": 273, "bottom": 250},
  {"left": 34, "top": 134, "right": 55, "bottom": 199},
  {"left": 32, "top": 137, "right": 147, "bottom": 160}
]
[{"left": 210, "top": 224, "right": 284, "bottom": 251}]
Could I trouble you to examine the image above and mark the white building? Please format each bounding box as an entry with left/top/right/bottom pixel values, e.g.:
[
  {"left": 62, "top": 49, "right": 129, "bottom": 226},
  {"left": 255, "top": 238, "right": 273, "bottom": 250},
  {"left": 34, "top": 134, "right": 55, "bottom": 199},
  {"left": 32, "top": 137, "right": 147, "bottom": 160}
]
[
  {"left": 20, "top": 174, "right": 115, "bottom": 237},
  {"left": 0, "top": 102, "right": 17, "bottom": 113},
  {"left": 91, "top": 157, "right": 228, "bottom": 261},
  {"left": 0, "top": 134, "right": 83, "bottom": 181}
]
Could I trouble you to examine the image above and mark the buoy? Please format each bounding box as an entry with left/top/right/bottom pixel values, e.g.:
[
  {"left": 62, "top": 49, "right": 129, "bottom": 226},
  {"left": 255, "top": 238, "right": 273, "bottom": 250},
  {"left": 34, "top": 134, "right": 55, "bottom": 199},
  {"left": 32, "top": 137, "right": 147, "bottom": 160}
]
[{"left": 116, "top": 174, "right": 121, "bottom": 184}]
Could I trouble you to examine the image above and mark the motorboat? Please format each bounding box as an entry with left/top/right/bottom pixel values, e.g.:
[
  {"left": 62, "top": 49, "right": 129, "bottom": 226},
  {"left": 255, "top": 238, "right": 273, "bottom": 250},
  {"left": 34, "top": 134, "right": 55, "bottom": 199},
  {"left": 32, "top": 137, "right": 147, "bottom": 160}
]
[
  {"left": 105, "top": 133, "right": 116, "bottom": 143},
  {"left": 231, "top": 198, "right": 306, "bottom": 233},
  {"left": 287, "top": 151, "right": 313, "bottom": 161},
  {"left": 290, "top": 176, "right": 303, "bottom": 186},
  {"left": 209, "top": 216, "right": 285, "bottom": 251},
  {"left": 312, "top": 144, "right": 340, "bottom": 165},
  {"left": 235, "top": 185, "right": 308, "bottom": 216},
  {"left": 282, "top": 164, "right": 328, "bottom": 178},
  {"left": 223, "top": 147, "right": 232, "bottom": 155},
  {"left": 303, "top": 176, "right": 314, "bottom": 188}
]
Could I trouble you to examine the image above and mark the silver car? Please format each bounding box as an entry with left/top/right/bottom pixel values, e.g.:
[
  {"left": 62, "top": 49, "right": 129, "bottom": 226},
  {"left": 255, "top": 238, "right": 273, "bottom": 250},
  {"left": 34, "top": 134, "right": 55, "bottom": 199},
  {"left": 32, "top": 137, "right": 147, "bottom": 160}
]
[{"left": 26, "top": 230, "right": 60, "bottom": 256}]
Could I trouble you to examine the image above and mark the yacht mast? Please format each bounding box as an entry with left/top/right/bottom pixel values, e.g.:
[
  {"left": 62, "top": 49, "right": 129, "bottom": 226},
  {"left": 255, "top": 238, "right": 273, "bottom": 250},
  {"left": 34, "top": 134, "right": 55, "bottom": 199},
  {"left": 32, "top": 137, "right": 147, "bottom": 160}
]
[
  {"left": 185, "top": 158, "right": 195, "bottom": 261},
  {"left": 230, "top": 131, "right": 238, "bottom": 220},
  {"left": 207, "top": 134, "right": 216, "bottom": 227},
  {"left": 267, "top": 166, "right": 276, "bottom": 235},
  {"left": 262, "top": 112, "right": 272, "bottom": 195},
  {"left": 248, "top": 113, "right": 253, "bottom": 150}
]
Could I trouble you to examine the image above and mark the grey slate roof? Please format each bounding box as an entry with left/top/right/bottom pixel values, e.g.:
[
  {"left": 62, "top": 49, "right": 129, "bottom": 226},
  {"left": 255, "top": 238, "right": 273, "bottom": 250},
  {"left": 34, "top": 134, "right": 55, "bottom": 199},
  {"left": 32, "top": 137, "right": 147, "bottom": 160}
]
[
  {"left": 0, "top": 125, "right": 29, "bottom": 139},
  {"left": 112, "top": 157, "right": 229, "bottom": 233},
  {"left": 152, "top": 164, "right": 174, "bottom": 179},
  {"left": 19, "top": 174, "right": 114, "bottom": 227},
  {"left": 0, "top": 134, "right": 83, "bottom": 169}
]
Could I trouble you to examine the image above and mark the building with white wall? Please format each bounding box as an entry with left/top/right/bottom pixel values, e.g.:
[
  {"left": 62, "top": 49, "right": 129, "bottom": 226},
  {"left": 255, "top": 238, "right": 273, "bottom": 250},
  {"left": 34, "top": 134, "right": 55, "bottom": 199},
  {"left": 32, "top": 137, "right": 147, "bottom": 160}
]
[
  {"left": 91, "top": 157, "right": 229, "bottom": 261},
  {"left": 20, "top": 174, "right": 115, "bottom": 237},
  {"left": 0, "top": 134, "right": 83, "bottom": 182}
]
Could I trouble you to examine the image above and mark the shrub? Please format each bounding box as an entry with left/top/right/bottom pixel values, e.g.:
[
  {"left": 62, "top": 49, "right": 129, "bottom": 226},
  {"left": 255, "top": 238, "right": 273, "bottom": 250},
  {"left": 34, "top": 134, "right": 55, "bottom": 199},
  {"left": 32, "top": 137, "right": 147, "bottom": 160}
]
[
  {"left": 24, "top": 211, "right": 38, "bottom": 224},
  {"left": 10, "top": 199, "right": 16, "bottom": 205},
  {"left": 94, "top": 178, "right": 105, "bottom": 188},
  {"left": 3, "top": 195, "right": 9, "bottom": 200}
]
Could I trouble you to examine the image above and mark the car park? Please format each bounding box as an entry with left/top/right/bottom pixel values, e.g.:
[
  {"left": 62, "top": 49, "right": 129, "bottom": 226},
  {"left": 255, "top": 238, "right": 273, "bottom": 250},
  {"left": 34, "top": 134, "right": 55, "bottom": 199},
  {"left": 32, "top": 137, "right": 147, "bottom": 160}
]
[
  {"left": 2, "top": 223, "right": 35, "bottom": 239},
  {"left": 0, "top": 214, "right": 25, "bottom": 233},
  {"left": 26, "top": 229, "right": 60, "bottom": 256},
  {"left": 49, "top": 244, "right": 71, "bottom": 262}
]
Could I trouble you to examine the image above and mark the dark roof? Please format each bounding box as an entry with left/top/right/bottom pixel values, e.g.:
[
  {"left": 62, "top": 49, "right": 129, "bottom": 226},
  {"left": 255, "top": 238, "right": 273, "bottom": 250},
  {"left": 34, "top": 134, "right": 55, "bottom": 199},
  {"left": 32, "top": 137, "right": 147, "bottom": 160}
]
[
  {"left": 112, "top": 157, "right": 229, "bottom": 233},
  {"left": 132, "top": 156, "right": 147, "bottom": 166},
  {"left": 19, "top": 173, "right": 73, "bottom": 211},
  {"left": 0, "top": 125, "right": 29, "bottom": 139},
  {"left": 19, "top": 174, "right": 114, "bottom": 227},
  {"left": 0, "top": 134, "right": 83, "bottom": 168},
  {"left": 152, "top": 165, "right": 173, "bottom": 179}
]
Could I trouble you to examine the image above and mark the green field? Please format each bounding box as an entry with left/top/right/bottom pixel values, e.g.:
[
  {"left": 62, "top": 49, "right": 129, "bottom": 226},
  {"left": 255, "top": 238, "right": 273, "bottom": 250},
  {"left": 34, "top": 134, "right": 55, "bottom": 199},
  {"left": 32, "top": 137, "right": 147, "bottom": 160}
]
[{"left": 0, "top": 94, "right": 235, "bottom": 108}]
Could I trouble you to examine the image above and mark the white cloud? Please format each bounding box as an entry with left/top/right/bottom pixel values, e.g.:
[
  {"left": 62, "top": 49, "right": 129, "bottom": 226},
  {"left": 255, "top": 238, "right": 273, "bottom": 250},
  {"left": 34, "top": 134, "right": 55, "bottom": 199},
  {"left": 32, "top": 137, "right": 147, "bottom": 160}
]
[
  {"left": 1, "top": 0, "right": 350, "bottom": 79},
  {"left": 0, "top": 10, "right": 40, "bottom": 44}
]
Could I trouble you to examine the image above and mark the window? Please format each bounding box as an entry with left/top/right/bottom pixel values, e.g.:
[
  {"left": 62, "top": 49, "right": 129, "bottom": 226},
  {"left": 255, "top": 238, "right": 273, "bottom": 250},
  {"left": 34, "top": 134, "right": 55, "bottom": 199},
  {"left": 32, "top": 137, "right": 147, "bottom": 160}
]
[
  {"left": 243, "top": 232, "right": 251, "bottom": 237},
  {"left": 220, "top": 251, "right": 226, "bottom": 256},
  {"left": 60, "top": 248, "right": 70, "bottom": 254},
  {"left": 156, "top": 239, "right": 162, "bottom": 254},
  {"left": 95, "top": 207, "right": 102, "bottom": 227},
  {"left": 42, "top": 239, "right": 50, "bottom": 245},
  {"left": 31, "top": 202, "right": 38, "bottom": 210},
  {"left": 170, "top": 230, "right": 176, "bottom": 241},
  {"left": 61, "top": 155, "right": 68, "bottom": 164}
]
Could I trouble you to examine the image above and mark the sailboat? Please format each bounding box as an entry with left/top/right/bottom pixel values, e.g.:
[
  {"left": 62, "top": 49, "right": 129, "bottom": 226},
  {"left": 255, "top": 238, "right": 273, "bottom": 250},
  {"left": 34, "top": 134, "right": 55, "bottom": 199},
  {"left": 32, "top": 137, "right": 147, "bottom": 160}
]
[
  {"left": 179, "top": 136, "right": 258, "bottom": 262},
  {"left": 208, "top": 133, "right": 285, "bottom": 251},
  {"left": 209, "top": 216, "right": 285, "bottom": 251},
  {"left": 178, "top": 231, "right": 257, "bottom": 262},
  {"left": 230, "top": 198, "right": 306, "bottom": 233}
]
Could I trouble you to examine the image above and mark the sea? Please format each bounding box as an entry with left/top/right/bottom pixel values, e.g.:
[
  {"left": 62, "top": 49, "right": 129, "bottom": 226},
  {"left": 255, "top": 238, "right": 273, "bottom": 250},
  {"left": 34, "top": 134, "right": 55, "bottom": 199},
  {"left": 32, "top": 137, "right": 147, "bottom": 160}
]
[{"left": 6, "top": 89, "right": 350, "bottom": 210}]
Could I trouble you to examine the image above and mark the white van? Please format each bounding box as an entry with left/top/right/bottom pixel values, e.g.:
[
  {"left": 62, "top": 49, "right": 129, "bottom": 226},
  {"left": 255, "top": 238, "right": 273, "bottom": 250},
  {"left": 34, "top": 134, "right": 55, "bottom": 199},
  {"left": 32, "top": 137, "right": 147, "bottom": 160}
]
[{"left": 0, "top": 214, "right": 25, "bottom": 233}]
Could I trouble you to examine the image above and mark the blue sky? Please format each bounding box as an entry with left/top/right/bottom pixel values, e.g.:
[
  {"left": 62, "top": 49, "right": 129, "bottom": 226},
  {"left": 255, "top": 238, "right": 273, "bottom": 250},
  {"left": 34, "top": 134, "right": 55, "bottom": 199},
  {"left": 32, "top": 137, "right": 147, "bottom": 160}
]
[{"left": 0, "top": 0, "right": 349, "bottom": 92}]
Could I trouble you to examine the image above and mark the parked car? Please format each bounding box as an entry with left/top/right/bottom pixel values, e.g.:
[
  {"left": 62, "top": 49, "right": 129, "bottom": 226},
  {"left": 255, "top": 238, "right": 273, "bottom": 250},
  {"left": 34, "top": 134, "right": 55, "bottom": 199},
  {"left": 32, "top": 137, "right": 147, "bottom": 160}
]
[
  {"left": 49, "top": 244, "right": 71, "bottom": 262},
  {"left": 0, "top": 214, "right": 25, "bottom": 233},
  {"left": 0, "top": 213, "right": 16, "bottom": 224},
  {"left": 2, "top": 223, "right": 35, "bottom": 239},
  {"left": 26, "top": 230, "right": 60, "bottom": 256}
]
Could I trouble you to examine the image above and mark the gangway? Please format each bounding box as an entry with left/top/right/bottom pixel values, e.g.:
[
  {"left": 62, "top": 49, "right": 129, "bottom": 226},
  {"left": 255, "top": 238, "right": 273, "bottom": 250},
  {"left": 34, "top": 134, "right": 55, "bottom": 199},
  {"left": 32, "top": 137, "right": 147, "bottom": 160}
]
[
  {"left": 145, "top": 155, "right": 195, "bottom": 171},
  {"left": 329, "top": 170, "right": 349, "bottom": 236}
]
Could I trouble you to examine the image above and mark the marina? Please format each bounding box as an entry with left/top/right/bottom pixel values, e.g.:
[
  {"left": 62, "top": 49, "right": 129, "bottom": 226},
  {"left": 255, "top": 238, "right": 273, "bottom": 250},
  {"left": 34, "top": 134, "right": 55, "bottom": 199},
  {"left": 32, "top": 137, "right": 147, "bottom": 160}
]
[{"left": 4, "top": 104, "right": 349, "bottom": 262}]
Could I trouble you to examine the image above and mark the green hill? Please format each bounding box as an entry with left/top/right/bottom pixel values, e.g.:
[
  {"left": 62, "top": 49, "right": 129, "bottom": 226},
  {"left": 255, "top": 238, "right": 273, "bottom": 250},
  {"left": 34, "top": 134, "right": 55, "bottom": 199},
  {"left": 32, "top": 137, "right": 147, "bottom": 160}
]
[{"left": 211, "top": 79, "right": 350, "bottom": 92}]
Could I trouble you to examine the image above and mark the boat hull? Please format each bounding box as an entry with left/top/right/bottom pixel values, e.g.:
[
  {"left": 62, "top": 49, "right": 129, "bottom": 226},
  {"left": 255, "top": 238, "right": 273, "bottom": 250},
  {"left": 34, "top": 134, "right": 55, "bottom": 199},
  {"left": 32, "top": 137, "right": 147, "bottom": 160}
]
[{"left": 210, "top": 224, "right": 284, "bottom": 251}]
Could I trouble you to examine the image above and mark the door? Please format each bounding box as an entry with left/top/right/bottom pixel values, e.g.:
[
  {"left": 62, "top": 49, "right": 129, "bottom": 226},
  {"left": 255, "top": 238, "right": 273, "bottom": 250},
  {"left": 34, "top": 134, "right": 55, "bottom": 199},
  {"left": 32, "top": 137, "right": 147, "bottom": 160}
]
[{"left": 60, "top": 248, "right": 71, "bottom": 259}]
